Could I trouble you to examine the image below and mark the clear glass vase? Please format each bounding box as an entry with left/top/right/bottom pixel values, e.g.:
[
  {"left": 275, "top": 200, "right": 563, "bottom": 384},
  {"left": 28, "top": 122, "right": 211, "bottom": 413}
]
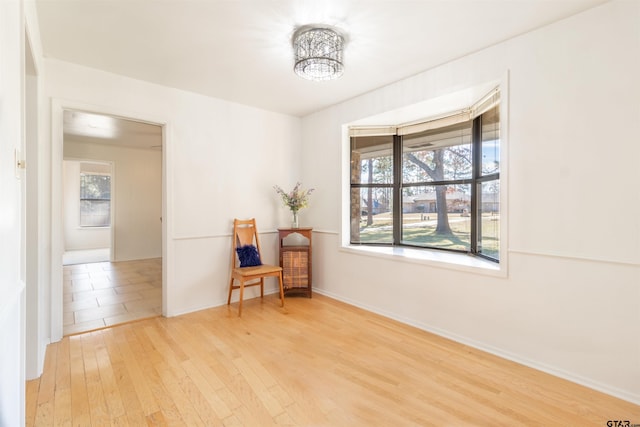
[{"left": 291, "top": 211, "right": 299, "bottom": 228}]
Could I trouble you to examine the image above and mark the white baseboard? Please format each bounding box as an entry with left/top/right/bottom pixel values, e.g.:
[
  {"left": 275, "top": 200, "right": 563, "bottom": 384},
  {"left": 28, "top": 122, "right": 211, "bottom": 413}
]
[{"left": 166, "top": 286, "right": 282, "bottom": 318}]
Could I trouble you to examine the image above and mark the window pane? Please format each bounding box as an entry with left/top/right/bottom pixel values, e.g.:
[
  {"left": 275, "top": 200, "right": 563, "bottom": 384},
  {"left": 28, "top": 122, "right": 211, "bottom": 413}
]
[
  {"left": 402, "top": 121, "right": 472, "bottom": 183},
  {"left": 80, "top": 200, "right": 110, "bottom": 227},
  {"left": 481, "top": 105, "right": 500, "bottom": 176},
  {"left": 351, "top": 136, "right": 393, "bottom": 184},
  {"left": 80, "top": 173, "right": 111, "bottom": 227},
  {"left": 350, "top": 187, "right": 393, "bottom": 244},
  {"left": 80, "top": 174, "right": 111, "bottom": 200},
  {"left": 401, "top": 184, "right": 470, "bottom": 251},
  {"left": 477, "top": 180, "right": 500, "bottom": 260}
]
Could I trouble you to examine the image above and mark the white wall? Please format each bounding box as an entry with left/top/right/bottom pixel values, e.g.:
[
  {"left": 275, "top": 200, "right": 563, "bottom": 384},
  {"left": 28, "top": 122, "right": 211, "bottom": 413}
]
[
  {"left": 0, "top": 0, "right": 26, "bottom": 425},
  {"left": 301, "top": 0, "right": 640, "bottom": 404},
  {"left": 63, "top": 141, "right": 163, "bottom": 261},
  {"left": 62, "top": 160, "right": 111, "bottom": 251},
  {"left": 43, "top": 59, "right": 302, "bottom": 332}
]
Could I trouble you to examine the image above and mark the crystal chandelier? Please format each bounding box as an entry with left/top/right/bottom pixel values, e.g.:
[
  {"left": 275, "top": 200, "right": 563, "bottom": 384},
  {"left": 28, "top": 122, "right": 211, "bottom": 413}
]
[{"left": 292, "top": 26, "right": 344, "bottom": 81}]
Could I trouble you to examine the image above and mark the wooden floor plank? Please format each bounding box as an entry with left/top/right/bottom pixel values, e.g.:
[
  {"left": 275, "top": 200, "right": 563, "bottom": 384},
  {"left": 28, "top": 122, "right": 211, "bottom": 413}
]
[
  {"left": 176, "top": 374, "right": 223, "bottom": 426},
  {"left": 180, "top": 359, "right": 234, "bottom": 420},
  {"left": 26, "top": 294, "right": 640, "bottom": 426},
  {"left": 36, "top": 342, "right": 58, "bottom": 407},
  {"left": 53, "top": 387, "right": 72, "bottom": 427},
  {"left": 108, "top": 327, "right": 147, "bottom": 425},
  {"left": 154, "top": 361, "right": 206, "bottom": 426},
  {"left": 136, "top": 356, "right": 186, "bottom": 426},
  {"left": 68, "top": 336, "right": 91, "bottom": 426},
  {"left": 82, "top": 333, "right": 111, "bottom": 426},
  {"left": 33, "top": 400, "right": 54, "bottom": 427},
  {"left": 119, "top": 325, "right": 161, "bottom": 416},
  {"left": 145, "top": 410, "right": 168, "bottom": 427},
  {"left": 94, "top": 333, "right": 126, "bottom": 422},
  {"left": 25, "top": 378, "right": 40, "bottom": 427}
]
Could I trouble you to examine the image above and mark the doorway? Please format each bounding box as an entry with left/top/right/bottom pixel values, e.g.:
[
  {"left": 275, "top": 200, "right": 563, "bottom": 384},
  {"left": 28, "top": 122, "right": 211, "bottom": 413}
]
[{"left": 60, "top": 110, "right": 164, "bottom": 336}]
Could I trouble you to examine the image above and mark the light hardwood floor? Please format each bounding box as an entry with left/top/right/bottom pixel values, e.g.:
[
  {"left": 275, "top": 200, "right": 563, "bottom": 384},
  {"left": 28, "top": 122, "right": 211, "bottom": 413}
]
[{"left": 27, "top": 294, "right": 640, "bottom": 426}]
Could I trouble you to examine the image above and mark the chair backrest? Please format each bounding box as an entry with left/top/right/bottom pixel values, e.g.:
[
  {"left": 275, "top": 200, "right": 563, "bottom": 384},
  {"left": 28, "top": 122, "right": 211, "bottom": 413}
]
[{"left": 232, "top": 218, "right": 263, "bottom": 268}]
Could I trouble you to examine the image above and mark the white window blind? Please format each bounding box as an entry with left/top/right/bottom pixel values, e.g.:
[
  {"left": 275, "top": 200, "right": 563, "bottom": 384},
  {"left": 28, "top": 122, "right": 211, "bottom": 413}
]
[{"left": 349, "top": 86, "right": 499, "bottom": 138}]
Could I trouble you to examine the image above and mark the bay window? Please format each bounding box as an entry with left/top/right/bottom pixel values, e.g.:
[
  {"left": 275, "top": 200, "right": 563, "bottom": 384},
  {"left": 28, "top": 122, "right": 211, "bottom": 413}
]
[{"left": 350, "top": 89, "right": 500, "bottom": 262}]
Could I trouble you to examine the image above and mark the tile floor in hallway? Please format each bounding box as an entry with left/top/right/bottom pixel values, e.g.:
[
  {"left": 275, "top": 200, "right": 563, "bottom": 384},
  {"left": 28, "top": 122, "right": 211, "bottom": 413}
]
[{"left": 63, "top": 258, "right": 162, "bottom": 336}]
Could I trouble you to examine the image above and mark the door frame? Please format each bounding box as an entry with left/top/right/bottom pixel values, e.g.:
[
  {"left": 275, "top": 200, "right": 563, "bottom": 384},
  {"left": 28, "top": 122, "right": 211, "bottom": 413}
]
[{"left": 50, "top": 99, "right": 172, "bottom": 342}]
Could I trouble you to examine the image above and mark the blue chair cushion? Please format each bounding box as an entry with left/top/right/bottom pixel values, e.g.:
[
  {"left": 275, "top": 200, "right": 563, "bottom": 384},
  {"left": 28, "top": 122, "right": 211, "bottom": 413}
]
[{"left": 236, "top": 244, "right": 262, "bottom": 267}]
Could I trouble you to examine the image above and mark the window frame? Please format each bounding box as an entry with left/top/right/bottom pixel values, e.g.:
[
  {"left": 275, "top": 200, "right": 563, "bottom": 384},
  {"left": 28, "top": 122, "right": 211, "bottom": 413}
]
[{"left": 349, "top": 94, "right": 501, "bottom": 263}]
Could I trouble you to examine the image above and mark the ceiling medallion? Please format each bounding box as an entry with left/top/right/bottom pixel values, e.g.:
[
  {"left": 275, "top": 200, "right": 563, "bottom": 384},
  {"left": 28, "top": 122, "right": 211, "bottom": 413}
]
[{"left": 292, "top": 26, "right": 345, "bottom": 81}]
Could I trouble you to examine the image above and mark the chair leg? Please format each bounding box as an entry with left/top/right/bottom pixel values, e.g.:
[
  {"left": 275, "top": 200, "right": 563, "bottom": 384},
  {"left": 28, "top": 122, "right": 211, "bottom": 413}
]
[
  {"left": 227, "top": 277, "right": 234, "bottom": 305},
  {"left": 260, "top": 278, "right": 264, "bottom": 299},
  {"left": 278, "top": 272, "right": 285, "bottom": 307},
  {"left": 238, "top": 280, "right": 245, "bottom": 316}
]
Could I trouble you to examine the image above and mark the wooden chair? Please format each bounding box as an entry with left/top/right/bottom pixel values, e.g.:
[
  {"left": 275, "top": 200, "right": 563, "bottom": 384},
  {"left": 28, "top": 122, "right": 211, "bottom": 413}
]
[{"left": 228, "top": 218, "right": 285, "bottom": 316}]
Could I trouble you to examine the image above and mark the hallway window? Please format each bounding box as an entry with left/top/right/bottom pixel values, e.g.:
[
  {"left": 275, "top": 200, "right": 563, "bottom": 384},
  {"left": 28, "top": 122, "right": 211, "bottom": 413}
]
[{"left": 80, "top": 172, "right": 111, "bottom": 227}]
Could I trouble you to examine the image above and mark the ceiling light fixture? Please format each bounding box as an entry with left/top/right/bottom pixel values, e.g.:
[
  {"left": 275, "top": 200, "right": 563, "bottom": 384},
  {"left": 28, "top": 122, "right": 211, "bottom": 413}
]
[{"left": 292, "top": 26, "right": 345, "bottom": 81}]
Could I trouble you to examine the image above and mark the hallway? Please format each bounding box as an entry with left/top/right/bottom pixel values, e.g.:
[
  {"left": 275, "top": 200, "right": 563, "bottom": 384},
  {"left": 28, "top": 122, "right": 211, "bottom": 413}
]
[{"left": 63, "top": 258, "right": 162, "bottom": 336}]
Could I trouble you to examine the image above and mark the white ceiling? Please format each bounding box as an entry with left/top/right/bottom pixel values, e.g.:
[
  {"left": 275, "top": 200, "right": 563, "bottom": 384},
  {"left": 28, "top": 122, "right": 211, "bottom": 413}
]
[
  {"left": 38, "top": 0, "right": 606, "bottom": 119},
  {"left": 63, "top": 110, "right": 163, "bottom": 150}
]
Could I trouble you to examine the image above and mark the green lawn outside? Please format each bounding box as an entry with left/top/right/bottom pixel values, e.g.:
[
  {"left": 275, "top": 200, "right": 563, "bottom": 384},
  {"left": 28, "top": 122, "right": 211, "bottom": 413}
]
[{"left": 357, "top": 212, "right": 499, "bottom": 259}]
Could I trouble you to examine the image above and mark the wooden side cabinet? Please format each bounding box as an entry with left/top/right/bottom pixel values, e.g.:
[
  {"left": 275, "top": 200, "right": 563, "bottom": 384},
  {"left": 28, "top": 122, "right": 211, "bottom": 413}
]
[{"left": 277, "top": 227, "right": 312, "bottom": 298}]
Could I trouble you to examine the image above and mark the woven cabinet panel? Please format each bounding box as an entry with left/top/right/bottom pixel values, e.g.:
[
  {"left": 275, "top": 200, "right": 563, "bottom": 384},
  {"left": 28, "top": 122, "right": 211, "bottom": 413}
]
[{"left": 282, "top": 250, "right": 309, "bottom": 289}]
